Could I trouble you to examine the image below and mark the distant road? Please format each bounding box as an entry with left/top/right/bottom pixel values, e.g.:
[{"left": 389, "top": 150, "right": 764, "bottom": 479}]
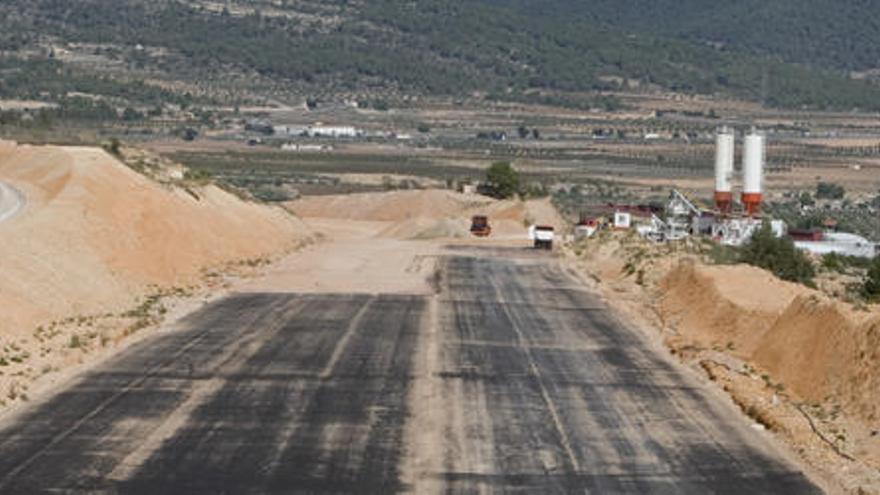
[
  {"left": 0, "top": 181, "right": 24, "bottom": 223},
  {"left": 0, "top": 250, "right": 820, "bottom": 493}
]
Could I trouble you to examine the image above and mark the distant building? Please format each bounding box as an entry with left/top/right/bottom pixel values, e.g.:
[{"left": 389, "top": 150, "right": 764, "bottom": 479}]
[
  {"left": 794, "top": 232, "right": 878, "bottom": 259},
  {"left": 460, "top": 184, "right": 477, "bottom": 195},
  {"left": 274, "top": 125, "right": 308, "bottom": 136},
  {"left": 245, "top": 119, "right": 274, "bottom": 135},
  {"left": 309, "top": 126, "right": 362, "bottom": 138}
]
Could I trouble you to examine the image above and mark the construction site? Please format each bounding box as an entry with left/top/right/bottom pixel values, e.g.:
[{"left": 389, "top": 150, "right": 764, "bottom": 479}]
[
  {"left": 575, "top": 127, "right": 879, "bottom": 260},
  {"left": 0, "top": 135, "right": 879, "bottom": 493}
]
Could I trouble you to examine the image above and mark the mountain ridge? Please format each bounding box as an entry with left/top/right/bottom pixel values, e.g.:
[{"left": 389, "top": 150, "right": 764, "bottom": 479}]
[{"left": 2, "top": 0, "right": 880, "bottom": 111}]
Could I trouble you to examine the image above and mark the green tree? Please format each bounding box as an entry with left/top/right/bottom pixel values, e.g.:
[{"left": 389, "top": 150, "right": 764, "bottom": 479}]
[
  {"left": 105, "top": 138, "right": 122, "bottom": 157},
  {"left": 816, "top": 182, "right": 845, "bottom": 200},
  {"left": 740, "top": 223, "right": 816, "bottom": 286},
  {"left": 122, "top": 107, "right": 142, "bottom": 122},
  {"left": 863, "top": 257, "right": 880, "bottom": 302},
  {"left": 798, "top": 191, "right": 815, "bottom": 207},
  {"left": 485, "top": 161, "right": 520, "bottom": 199}
]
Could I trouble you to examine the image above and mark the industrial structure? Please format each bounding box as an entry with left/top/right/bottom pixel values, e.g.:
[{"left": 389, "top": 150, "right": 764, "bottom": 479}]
[
  {"left": 577, "top": 126, "right": 878, "bottom": 257},
  {"left": 741, "top": 129, "right": 765, "bottom": 217},
  {"left": 713, "top": 127, "right": 735, "bottom": 214},
  {"left": 634, "top": 127, "right": 770, "bottom": 245}
]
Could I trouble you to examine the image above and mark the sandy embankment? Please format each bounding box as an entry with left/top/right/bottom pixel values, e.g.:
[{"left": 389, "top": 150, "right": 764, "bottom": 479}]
[
  {"left": 0, "top": 141, "right": 307, "bottom": 335},
  {"left": 0, "top": 140, "right": 309, "bottom": 408},
  {"left": 660, "top": 262, "right": 880, "bottom": 426},
  {"left": 572, "top": 235, "right": 880, "bottom": 493}
]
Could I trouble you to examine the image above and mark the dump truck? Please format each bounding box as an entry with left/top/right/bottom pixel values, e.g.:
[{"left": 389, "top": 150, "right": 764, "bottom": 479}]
[
  {"left": 532, "top": 225, "right": 555, "bottom": 250},
  {"left": 470, "top": 215, "right": 491, "bottom": 237}
]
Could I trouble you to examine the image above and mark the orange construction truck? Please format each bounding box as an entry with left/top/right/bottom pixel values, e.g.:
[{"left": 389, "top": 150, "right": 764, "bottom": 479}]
[{"left": 470, "top": 215, "right": 492, "bottom": 237}]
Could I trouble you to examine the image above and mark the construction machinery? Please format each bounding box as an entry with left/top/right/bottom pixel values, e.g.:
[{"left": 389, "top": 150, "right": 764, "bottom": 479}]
[{"left": 470, "top": 215, "right": 492, "bottom": 237}]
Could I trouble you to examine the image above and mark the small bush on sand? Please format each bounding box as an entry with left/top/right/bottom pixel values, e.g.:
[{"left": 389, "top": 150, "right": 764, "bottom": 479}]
[
  {"left": 862, "top": 257, "right": 880, "bottom": 302},
  {"left": 740, "top": 222, "right": 815, "bottom": 287}
]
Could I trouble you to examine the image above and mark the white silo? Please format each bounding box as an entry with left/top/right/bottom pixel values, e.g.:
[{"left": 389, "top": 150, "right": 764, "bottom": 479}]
[
  {"left": 714, "top": 127, "right": 735, "bottom": 213},
  {"left": 741, "top": 130, "right": 765, "bottom": 216}
]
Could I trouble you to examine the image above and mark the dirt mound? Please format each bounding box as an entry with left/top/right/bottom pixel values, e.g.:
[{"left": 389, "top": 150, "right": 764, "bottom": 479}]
[
  {"left": 755, "top": 297, "right": 880, "bottom": 422},
  {"left": 659, "top": 261, "right": 803, "bottom": 357},
  {"left": 290, "top": 190, "right": 489, "bottom": 222},
  {"left": 660, "top": 260, "right": 880, "bottom": 423},
  {"left": 289, "top": 190, "right": 565, "bottom": 241},
  {"left": 0, "top": 141, "right": 307, "bottom": 336}
]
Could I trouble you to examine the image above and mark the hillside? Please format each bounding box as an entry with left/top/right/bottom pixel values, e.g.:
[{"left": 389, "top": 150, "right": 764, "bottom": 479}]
[
  {"left": 2, "top": 0, "right": 880, "bottom": 112},
  {"left": 502, "top": 0, "right": 880, "bottom": 72}
]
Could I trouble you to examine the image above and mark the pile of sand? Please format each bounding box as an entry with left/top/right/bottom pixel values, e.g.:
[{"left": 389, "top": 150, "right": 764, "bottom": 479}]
[
  {"left": 289, "top": 189, "right": 565, "bottom": 240},
  {"left": 289, "top": 189, "right": 485, "bottom": 222},
  {"left": 755, "top": 297, "right": 880, "bottom": 422},
  {"left": 659, "top": 260, "right": 880, "bottom": 423},
  {"left": 658, "top": 261, "right": 803, "bottom": 357},
  {"left": 0, "top": 141, "right": 307, "bottom": 336}
]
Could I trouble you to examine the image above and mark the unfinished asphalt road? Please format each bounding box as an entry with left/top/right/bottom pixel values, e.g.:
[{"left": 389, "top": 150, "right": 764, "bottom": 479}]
[{"left": 0, "top": 250, "right": 821, "bottom": 494}]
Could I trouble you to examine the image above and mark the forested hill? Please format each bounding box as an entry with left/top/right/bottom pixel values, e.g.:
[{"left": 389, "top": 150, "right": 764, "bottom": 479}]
[
  {"left": 495, "top": 0, "right": 880, "bottom": 72},
  {"left": 2, "top": 0, "right": 880, "bottom": 111}
]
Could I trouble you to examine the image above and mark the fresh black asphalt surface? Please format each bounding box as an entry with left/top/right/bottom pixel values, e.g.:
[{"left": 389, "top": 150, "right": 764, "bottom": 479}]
[{"left": 0, "top": 251, "right": 822, "bottom": 493}]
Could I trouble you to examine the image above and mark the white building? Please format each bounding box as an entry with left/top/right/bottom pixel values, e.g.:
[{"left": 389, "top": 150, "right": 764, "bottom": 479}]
[
  {"left": 795, "top": 232, "right": 878, "bottom": 259},
  {"left": 309, "top": 126, "right": 362, "bottom": 138}
]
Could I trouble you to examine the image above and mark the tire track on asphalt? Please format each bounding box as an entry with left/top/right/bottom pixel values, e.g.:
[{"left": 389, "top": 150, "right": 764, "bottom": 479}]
[
  {"left": 486, "top": 262, "right": 582, "bottom": 474},
  {"left": 0, "top": 294, "right": 297, "bottom": 491},
  {"left": 436, "top": 253, "right": 822, "bottom": 494},
  {"left": 319, "top": 295, "right": 376, "bottom": 378},
  {"left": 106, "top": 297, "right": 310, "bottom": 482}
]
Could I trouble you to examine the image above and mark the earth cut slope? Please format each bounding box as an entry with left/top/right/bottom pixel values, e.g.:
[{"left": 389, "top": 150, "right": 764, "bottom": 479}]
[
  {"left": 659, "top": 260, "right": 880, "bottom": 424},
  {"left": 0, "top": 140, "right": 306, "bottom": 336}
]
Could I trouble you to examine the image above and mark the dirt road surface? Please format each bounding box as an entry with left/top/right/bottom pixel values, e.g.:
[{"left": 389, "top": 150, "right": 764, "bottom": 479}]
[{"left": 0, "top": 248, "right": 820, "bottom": 493}]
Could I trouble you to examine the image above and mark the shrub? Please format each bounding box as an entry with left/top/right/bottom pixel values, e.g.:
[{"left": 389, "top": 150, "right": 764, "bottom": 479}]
[
  {"left": 484, "top": 161, "right": 520, "bottom": 199},
  {"left": 821, "top": 252, "right": 847, "bottom": 272},
  {"left": 816, "top": 182, "right": 845, "bottom": 200},
  {"left": 863, "top": 257, "right": 880, "bottom": 302},
  {"left": 740, "top": 222, "right": 816, "bottom": 287},
  {"left": 104, "top": 138, "right": 122, "bottom": 157},
  {"left": 706, "top": 243, "right": 741, "bottom": 265}
]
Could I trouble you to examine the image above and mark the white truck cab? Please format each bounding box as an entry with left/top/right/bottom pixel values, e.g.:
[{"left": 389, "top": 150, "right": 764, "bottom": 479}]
[{"left": 530, "top": 225, "right": 555, "bottom": 250}]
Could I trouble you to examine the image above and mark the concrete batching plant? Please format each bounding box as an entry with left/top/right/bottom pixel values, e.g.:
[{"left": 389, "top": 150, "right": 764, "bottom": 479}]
[
  {"left": 713, "top": 127, "right": 735, "bottom": 213},
  {"left": 711, "top": 127, "right": 765, "bottom": 217},
  {"left": 741, "top": 129, "right": 765, "bottom": 216},
  {"left": 708, "top": 127, "right": 769, "bottom": 244}
]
